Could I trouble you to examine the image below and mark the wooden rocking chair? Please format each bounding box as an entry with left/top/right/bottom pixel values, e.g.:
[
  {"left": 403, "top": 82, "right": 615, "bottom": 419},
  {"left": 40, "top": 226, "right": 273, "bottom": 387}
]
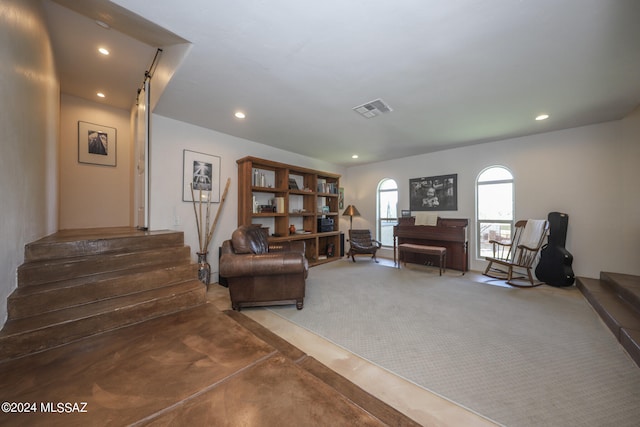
[{"left": 483, "top": 219, "right": 549, "bottom": 287}]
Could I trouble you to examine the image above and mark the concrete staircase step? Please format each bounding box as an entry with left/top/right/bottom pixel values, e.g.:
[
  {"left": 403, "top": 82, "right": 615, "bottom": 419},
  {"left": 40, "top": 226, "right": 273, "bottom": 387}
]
[
  {"left": 600, "top": 271, "right": 640, "bottom": 310},
  {"left": 621, "top": 327, "right": 640, "bottom": 367},
  {"left": 576, "top": 274, "right": 640, "bottom": 367},
  {"left": 18, "top": 245, "right": 191, "bottom": 287},
  {"left": 24, "top": 228, "right": 185, "bottom": 261},
  {"left": 2, "top": 228, "right": 207, "bottom": 362},
  {"left": 8, "top": 263, "right": 198, "bottom": 320},
  {"left": 0, "top": 279, "right": 205, "bottom": 360}
]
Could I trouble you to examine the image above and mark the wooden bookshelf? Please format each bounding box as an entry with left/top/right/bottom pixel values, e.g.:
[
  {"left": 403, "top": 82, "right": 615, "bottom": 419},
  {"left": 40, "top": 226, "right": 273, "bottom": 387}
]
[{"left": 237, "top": 156, "right": 341, "bottom": 266}]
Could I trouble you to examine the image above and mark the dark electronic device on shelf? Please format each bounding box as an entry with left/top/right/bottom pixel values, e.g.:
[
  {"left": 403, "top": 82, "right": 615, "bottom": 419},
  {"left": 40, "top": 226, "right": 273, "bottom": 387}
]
[{"left": 317, "top": 218, "right": 334, "bottom": 232}]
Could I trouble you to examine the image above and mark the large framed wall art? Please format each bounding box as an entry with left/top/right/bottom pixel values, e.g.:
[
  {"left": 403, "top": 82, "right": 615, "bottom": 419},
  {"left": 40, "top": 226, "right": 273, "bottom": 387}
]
[
  {"left": 182, "top": 149, "right": 221, "bottom": 203},
  {"left": 409, "top": 173, "right": 457, "bottom": 211},
  {"left": 78, "top": 121, "right": 117, "bottom": 166}
]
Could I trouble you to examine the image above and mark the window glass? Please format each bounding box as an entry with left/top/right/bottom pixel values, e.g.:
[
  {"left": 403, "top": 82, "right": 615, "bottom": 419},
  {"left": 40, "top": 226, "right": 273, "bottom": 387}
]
[
  {"left": 478, "top": 167, "right": 513, "bottom": 182},
  {"left": 478, "top": 183, "right": 513, "bottom": 220},
  {"left": 377, "top": 179, "right": 398, "bottom": 247},
  {"left": 379, "top": 179, "right": 397, "bottom": 190},
  {"left": 379, "top": 190, "right": 398, "bottom": 219},
  {"left": 476, "top": 167, "right": 514, "bottom": 258}
]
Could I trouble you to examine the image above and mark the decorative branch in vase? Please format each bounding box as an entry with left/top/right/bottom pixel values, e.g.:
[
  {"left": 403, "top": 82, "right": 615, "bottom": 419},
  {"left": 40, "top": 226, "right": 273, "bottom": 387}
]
[{"left": 190, "top": 177, "right": 231, "bottom": 286}]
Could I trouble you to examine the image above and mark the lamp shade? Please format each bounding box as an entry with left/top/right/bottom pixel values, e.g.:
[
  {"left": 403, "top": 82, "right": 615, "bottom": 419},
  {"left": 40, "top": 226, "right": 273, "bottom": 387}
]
[{"left": 342, "top": 205, "right": 360, "bottom": 217}]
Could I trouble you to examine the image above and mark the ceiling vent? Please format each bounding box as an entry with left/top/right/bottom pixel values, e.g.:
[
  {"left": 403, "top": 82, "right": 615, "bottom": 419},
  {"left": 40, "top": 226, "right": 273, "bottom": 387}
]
[{"left": 352, "top": 98, "right": 393, "bottom": 119}]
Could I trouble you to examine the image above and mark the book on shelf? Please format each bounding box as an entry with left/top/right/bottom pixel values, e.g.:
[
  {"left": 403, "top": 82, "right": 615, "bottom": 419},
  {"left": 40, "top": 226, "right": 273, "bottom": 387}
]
[
  {"left": 274, "top": 197, "right": 285, "bottom": 213},
  {"left": 317, "top": 182, "right": 338, "bottom": 194}
]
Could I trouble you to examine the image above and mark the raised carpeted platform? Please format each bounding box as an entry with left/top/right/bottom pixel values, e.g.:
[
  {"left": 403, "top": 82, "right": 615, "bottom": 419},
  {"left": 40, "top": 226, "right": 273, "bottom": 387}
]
[{"left": 268, "top": 261, "right": 640, "bottom": 427}]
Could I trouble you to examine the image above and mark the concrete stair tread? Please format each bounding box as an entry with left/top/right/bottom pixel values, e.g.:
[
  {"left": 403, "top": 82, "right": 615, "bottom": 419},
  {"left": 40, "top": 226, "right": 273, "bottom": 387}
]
[
  {"left": 8, "top": 264, "right": 198, "bottom": 320},
  {"left": 621, "top": 328, "right": 640, "bottom": 367},
  {"left": 0, "top": 284, "right": 206, "bottom": 361},
  {"left": 25, "top": 228, "right": 184, "bottom": 261},
  {"left": 578, "top": 277, "right": 639, "bottom": 329},
  {"left": 601, "top": 272, "right": 640, "bottom": 308},
  {"left": 18, "top": 245, "right": 191, "bottom": 287},
  {"left": 11, "top": 263, "right": 195, "bottom": 297},
  {"left": 577, "top": 275, "right": 640, "bottom": 367},
  {"left": 621, "top": 327, "right": 640, "bottom": 341},
  {"left": 20, "top": 245, "right": 189, "bottom": 270},
  {"left": 601, "top": 272, "right": 640, "bottom": 290},
  {"left": 621, "top": 286, "right": 640, "bottom": 306},
  {"left": 2, "top": 227, "right": 207, "bottom": 361},
  {"left": 0, "top": 280, "right": 204, "bottom": 337},
  {"left": 28, "top": 227, "right": 176, "bottom": 244}
]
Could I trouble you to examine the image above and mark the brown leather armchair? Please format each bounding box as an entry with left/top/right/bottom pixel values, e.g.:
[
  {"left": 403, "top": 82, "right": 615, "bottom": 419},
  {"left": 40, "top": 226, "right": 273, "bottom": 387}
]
[
  {"left": 219, "top": 225, "right": 308, "bottom": 311},
  {"left": 347, "top": 229, "right": 382, "bottom": 263}
]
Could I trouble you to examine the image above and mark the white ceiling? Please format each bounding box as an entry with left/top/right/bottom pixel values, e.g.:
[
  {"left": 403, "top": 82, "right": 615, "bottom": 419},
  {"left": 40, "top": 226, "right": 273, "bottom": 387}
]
[{"left": 44, "top": 0, "right": 640, "bottom": 166}]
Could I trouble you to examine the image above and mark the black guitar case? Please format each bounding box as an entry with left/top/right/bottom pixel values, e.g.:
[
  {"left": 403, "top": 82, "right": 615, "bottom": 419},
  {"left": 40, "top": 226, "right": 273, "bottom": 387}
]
[{"left": 535, "top": 212, "right": 575, "bottom": 287}]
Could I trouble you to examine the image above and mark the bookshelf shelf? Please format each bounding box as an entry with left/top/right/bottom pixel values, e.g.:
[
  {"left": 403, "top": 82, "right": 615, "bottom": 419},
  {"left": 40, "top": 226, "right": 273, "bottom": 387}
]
[{"left": 237, "top": 156, "right": 341, "bottom": 266}]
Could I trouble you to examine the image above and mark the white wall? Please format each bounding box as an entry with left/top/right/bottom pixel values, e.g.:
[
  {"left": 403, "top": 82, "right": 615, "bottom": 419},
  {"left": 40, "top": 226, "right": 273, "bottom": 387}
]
[
  {"left": 0, "top": 0, "right": 59, "bottom": 323},
  {"left": 618, "top": 107, "right": 640, "bottom": 272},
  {"left": 149, "top": 110, "right": 639, "bottom": 281},
  {"left": 345, "top": 112, "right": 640, "bottom": 279},
  {"left": 149, "top": 115, "right": 346, "bottom": 281},
  {"left": 58, "top": 94, "right": 132, "bottom": 229}
]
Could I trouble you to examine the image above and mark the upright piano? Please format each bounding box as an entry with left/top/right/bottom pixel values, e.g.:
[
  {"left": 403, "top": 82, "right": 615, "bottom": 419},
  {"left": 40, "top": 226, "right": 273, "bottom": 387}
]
[{"left": 393, "top": 217, "right": 469, "bottom": 272}]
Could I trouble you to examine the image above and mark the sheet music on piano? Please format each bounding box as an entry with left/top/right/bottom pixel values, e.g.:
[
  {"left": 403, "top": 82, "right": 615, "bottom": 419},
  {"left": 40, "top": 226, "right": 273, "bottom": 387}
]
[{"left": 414, "top": 212, "right": 438, "bottom": 226}]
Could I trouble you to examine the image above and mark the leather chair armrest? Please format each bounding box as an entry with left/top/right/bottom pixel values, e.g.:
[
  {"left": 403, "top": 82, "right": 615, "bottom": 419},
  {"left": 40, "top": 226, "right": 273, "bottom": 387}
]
[{"left": 220, "top": 252, "right": 307, "bottom": 278}]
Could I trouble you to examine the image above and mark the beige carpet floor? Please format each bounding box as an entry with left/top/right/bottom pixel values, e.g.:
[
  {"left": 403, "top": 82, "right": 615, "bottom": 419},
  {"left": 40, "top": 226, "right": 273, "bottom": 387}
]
[{"left": 268, "top": 261, "right": 640, "bottom": 427}]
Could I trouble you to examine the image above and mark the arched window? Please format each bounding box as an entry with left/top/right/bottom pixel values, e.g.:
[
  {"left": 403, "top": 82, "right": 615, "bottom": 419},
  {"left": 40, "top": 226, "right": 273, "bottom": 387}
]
[
  {"left": 377, "top": 179, "right": 398, "bottom": 247},
  {"left": 476, "top": 166, "right": 514, "bottom": 258}
]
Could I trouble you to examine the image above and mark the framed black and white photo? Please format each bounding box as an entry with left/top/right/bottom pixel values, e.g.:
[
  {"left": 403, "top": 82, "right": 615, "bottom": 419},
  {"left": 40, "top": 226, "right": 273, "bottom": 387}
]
[
  {"left": 78, "top": 121, "right": 117, "bottom": 166},
  {"left": 409, "top": 173, "right": 457, "bottom": 211},
  {"left": 183, "top": 149, "right": 221, "bottom": 203}
]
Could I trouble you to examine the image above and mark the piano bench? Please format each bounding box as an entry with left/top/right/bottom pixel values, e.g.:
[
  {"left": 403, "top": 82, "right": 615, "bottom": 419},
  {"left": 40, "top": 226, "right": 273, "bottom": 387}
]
[{"left": 398, "top": 243, "right": 446, "bottom": 275}]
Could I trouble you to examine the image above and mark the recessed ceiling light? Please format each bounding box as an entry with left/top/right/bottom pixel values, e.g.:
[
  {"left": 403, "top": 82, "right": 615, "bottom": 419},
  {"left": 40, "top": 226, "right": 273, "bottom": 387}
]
[
  {"left": 98, "top": 47, "right": 110, "bottom": 56},
  {"left": 234, "top": 111, "right": 246, "bottom": 119},
  {"left": 95, "top": 20, "right": 110, "bottom": 29},
  {"left": 97, "top": 92, "right": 105, "bottom": 98},
  {"left": 535, "top": 114, "right": 550, "bottom": 121},
  {"left": 352, "top": 154, "right": 359, "bottom": 159}
]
